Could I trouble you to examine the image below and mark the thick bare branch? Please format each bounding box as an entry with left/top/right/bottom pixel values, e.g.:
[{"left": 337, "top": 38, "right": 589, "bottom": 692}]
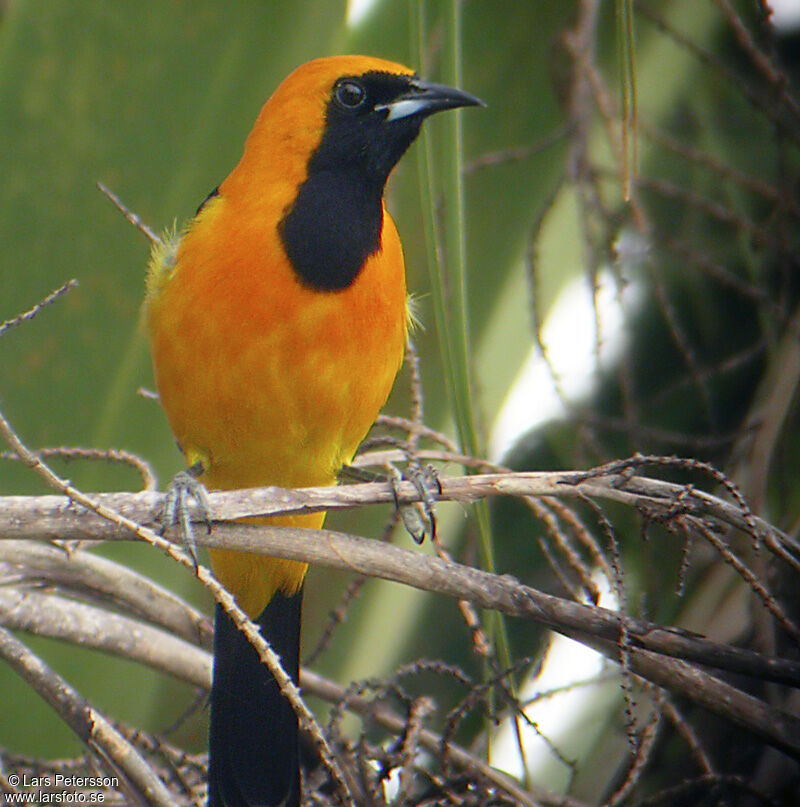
[
  {"left": 0, "top": 588, "right": 580, "bottom": 807},
  {"left": 1, "top": 466, "right": 793, "bottom": 552},
  {"left": 3, "top": 496, "right": 797, "bottom": 688},
  {"left": 0, "top": 587, "right": 209, "bottom": 688},
  {"left": 0, "top": 541, "right": 211, "bottom": 648}
]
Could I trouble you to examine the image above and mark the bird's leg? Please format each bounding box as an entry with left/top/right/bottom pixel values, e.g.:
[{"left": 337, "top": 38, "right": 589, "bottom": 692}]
[
  {"left": 412, "top": 462, "right": 441, "bottom": 540},
  {"left": 161, "top": 460, "right": 212, "bottom": 568},
  {"left": 336, "top": 464, "right": 380, "bottom": 484}
]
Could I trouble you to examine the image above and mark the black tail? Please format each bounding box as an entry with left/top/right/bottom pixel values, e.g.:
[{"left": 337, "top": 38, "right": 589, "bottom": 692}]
[{"left": 208, "top": 589, "right": 302, "bottom": 807}]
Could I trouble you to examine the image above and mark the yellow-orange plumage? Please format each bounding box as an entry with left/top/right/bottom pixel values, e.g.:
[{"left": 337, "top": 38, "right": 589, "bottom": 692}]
[{"left": 145, "top": 57, "right": 410, "bottom": 617}]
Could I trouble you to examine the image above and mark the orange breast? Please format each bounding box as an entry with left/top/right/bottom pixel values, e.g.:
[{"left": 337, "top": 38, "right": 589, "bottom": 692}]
[
  {"left": 148, "top": 191, "right": 406, "bottom": 490},
  {"left": 145, "top": 191, "right": 407, "bottom": 614}
]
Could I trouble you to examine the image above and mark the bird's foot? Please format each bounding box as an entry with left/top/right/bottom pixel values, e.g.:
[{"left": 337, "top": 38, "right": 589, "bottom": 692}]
[
  {"left": 390, "top": 462, "right": 441, "bottom": 544},
  {"left": 338, "top": 460, "right": 440, "bottom": 544},
  {"left": 161, "top": 461, "right": 212, "bottom": 568}
]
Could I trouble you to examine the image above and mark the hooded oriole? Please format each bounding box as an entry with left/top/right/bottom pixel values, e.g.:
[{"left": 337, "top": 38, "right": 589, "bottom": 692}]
[{"left": 144, "top": 55, "right": 481, "bottom": 807}]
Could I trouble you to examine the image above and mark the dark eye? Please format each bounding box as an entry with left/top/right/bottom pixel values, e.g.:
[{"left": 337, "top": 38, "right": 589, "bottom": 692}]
[{"left": 335, "top": 80, "right": 366, "bottom": 109}]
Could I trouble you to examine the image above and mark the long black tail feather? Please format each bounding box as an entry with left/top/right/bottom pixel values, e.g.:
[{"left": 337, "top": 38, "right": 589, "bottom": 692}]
[{"left": 208, "top": 589, "right": 302, "bottom": 807}]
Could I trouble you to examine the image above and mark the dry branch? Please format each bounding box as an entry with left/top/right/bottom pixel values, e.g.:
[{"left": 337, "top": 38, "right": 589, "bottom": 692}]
[
  {"left": 1, "top": 468, "right": 798, "bottom": 678},
  {"left": 2, "top": 475, "right": 800, "bottom": 761},
  {"left": 0, "top": 585, "right": 571, "bottom": 807},
  {"left": 1, "top": 462, "right": 793, "bottom": 553},
  {"left": 0, "top": 586, "right": 209, "bottom": 688},
  {"left": 0, "top": 540, "right": 211, "bottom": 648}
]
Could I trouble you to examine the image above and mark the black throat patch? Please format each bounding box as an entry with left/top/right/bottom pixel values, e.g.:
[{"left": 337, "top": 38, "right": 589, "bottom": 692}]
[
  {"left": 279, "top": 169, "right": 384, "bottom": 292},
  {"left": 279, "top": 71, "right": 423, "bottom": 292}
]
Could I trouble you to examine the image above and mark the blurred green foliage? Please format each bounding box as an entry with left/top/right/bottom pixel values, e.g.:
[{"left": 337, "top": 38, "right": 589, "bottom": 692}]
[{"left": 3, "top": 0, "right": 800, "bottom": 801}]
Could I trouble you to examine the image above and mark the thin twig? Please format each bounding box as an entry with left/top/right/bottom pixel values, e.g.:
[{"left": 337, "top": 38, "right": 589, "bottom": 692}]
[
  {"left": 0, "top": 280, "right": 79, "bottom": 338},
  {"left": 1, "top": 446, "right": 157, "bottom": 492},
  {"left": 97, "top": 182, "right": 162, "bottom": 245}
]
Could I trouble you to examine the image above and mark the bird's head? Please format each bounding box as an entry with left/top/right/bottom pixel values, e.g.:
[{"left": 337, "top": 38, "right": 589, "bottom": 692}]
[
  {"left": 239, "top": 55, "right": 483, "bottom": 189},
  {"left": 222, "top": 56, "right": 483, "bottom": 291},
  {"left": 307, "top": 56, "right": 483, "bottom": 182}
]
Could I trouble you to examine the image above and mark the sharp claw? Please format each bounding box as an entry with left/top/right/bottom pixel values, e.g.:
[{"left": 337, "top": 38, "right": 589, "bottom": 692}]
[
  {"left": 400, "top": 503, "right": 427, "bottom": 545},
  {"left": 424, "top": 463, "right": 443, "bottom": 496}
]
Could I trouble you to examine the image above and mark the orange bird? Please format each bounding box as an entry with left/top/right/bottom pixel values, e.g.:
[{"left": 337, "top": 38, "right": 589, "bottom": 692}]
[{"left": 144, "top": 56, "right": 481, "bottom": 807}]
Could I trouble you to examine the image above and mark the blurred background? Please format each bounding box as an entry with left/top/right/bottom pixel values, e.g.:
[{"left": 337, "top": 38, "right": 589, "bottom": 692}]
[{"left": 2, "top": 1, "right": 800, "bottom": 803}]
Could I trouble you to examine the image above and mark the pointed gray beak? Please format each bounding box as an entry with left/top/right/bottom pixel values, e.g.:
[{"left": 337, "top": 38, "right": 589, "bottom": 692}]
[{"left": 379, "top": 79, "right": 485, "bottom": 122}]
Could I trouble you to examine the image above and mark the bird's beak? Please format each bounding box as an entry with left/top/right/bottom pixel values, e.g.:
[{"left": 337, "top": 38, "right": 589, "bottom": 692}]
[{"left": 379, "top": 79, "right": 485, "bottom": 122}]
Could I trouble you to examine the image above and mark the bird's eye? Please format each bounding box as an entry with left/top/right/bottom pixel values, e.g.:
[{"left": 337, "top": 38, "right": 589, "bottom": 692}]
[{"left": 334, "top": 80, "right": 366, "bottom": 109}]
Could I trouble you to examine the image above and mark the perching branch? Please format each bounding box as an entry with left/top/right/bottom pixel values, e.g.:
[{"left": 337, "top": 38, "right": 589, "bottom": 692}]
[
  {"left": 1, "top": 457, "right": 793, "bottom": 555},
  {"left": 1, "top": 464, "right": 799, "bottom": 683}
]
